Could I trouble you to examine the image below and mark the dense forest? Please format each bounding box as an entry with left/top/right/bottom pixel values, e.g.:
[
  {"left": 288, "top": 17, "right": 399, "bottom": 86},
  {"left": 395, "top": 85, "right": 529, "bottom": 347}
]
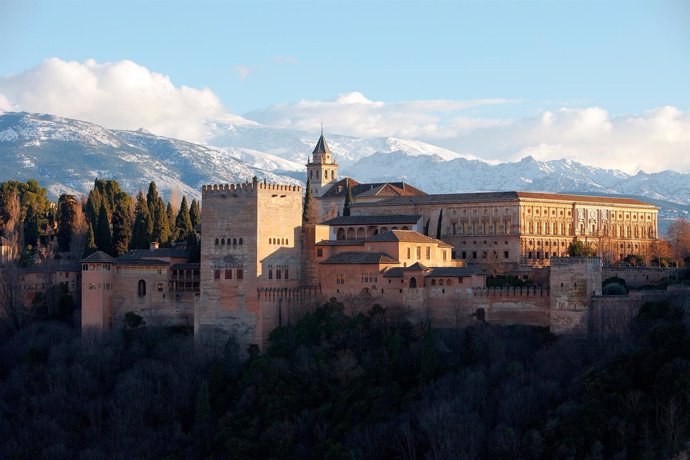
[{"left": 1, "top": 297, "right": 690, "bottom": 459}]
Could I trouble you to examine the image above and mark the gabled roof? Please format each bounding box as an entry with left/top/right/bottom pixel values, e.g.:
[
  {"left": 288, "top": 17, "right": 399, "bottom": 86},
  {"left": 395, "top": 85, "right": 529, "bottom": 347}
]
[
  {"left": 81, "top": 251, "right": 115, "bottom": 263},
  {"left": 365, "top": 230, "right": 453, "bottom": 248},
  {"left": 320, "top": 214, "right": 421, "bottom": 226},
  {"left": 405, "top": 262, "right": 429, "bottom": 271},
  {"left": 321, "top": 177, "right": 427, "bottom": 199},
  {"left": 321, "top": 251, "right": 399, "bottom": 265},
  {"left": 312, "top": 133, "right": 331, "bottom": 155}
]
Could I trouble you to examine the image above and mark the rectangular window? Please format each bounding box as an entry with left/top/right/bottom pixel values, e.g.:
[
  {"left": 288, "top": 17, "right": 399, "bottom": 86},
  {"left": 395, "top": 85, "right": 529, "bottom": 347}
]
[
  {"left": 504, "top": 251, "right": 509, "bottom": 259},
  {"left": 461, "top": 251, "right": 467, "bottom": 259},
  {"left": 157, "top": 283, "right": 163, "bottom": 292},
  {"left": 426, "top": 246, "right": 431, "bottom": 259},
  {"left": 416, "top": 246, "right": 421, "bottom": 258},
  {"left": 285, "top": 269, "right": 289, "bottom": 280},
  {"left": 316, "top": 249, "right": 323, "bottom": 257},
  {"left": 276, "top": 269, "right": 281, "bottom": 280},
  {"left": 443, "top": 250, "right": 447, "bottom": 261},
  {"left": 214, "top": 270, "right": 221, "bottom": 280},
  {"left": 472, "top": 251, "right": 477, "bottom": 259},
  {"left": 225, "top": 269, "right": 232, "bottom": 279},
  {"left": 237, "top": 269, "right": 243, "bottom": 280},
  {"left": 407, "top": 247, "right": 411, "bottom": 259}
]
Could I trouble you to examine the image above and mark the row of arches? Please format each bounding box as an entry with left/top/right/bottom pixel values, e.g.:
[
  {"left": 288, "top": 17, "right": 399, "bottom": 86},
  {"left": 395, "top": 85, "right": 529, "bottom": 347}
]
[
  {"left": 336, "top": 225, "right": 411, "bottom": 240},
  {"left": 269, "top": 237, "right": 289, "bottom": 245}
]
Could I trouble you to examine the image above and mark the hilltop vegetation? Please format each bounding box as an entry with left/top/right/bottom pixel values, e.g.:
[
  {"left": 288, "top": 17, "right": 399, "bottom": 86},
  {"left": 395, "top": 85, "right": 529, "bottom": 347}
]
[{"left": 1, "top": 299, "right": 690, "bottom": 459}]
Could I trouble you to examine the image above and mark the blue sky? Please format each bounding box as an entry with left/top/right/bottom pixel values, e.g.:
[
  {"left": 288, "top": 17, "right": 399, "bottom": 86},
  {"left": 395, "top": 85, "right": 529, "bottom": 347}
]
[
  {"left": 2, "top": 0, "right": 688, "bottom": 115},
  {"left": 1, "top": 0, "right": 689, "bottom": 172}
]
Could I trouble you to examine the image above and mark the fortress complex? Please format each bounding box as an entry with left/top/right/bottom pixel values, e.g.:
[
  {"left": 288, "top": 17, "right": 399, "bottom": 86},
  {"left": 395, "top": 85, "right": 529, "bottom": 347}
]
[{"left": 81, "top": 132, "right": 666, "bottom": 350}]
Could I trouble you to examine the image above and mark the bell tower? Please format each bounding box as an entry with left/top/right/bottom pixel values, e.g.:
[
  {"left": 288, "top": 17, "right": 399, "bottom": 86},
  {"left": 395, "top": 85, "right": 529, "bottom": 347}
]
[{"left": 306, "top": 128, "right": 338, "bottom": 197}]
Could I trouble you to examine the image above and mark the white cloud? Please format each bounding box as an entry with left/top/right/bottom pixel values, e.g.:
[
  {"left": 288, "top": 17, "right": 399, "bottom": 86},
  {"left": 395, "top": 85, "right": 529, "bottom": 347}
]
[
  {"left": 245, "top": 94, "right": 690, "bottom": 174},
  {"left": 0, "top": 58, "right": 225, "bottom": 142}
]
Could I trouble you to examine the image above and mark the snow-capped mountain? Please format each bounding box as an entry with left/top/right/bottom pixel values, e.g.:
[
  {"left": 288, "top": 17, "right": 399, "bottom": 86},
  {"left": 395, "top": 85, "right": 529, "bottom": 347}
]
[
  {"left": 0, "top": 112, "right": 301, "bottom": 199},
  {"left": 0, "top": 112, "right": 688, "bottom": 223}
]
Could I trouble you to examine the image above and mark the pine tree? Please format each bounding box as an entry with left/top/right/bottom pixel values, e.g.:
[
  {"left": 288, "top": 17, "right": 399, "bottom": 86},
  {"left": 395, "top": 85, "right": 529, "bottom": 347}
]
[
  {"left": 189, "top": 199, "right": 201, "bottom": 229},
  {"left": 175, "top": 196, "right": 193, "bottom": 239},
  {"left": 111, "top": 192, "right": 133, "bottom": 257},
  {"left": 302, "top": 177, "right": 317, "bottom": 224},
  {"left": 95, "top": 201, "right": 113, "bottom": 255},
  {"left": 82, "top": 223, "right": 98, "bottom": 258},
  {"left": 131, "top": 191, "right": 152, "bottom": 249},
  {"left": 343, "top": 180, "right": 353, "bottom": 216}
]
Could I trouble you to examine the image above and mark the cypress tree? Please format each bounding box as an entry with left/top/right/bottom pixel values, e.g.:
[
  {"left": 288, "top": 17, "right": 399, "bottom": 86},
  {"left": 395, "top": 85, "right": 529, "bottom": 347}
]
[
  {"left": 166, "top": 201, "right": 175, "bottom": 237},
  {"left": 153, "top": 196, "right": 172, "bottom": 245},
  {"left": 82, "top": 223, "right": 98, "bottom": 258},
  {"left": 343, "top": 180, "right": 353, "bottom": 216},
  {"left": 56, "top": 194, "right": 78, "bottom": 252},
  {"left": 303, "top": 177, "right": 317, "bottom": 224},
  {"left": 436, "top": 209, "right": 443, "bottom": 240},
  {"left": 95, "top": 201, "right": 112, "bottom": 255},
  {"left": 175, "top": 196, "right": 193, "bottom": 239},
  {"left": 189, "top": 199, "right": 201, "bottom": 229},
  {"left": 111, "top": 192, "right": 133, "bottom": 257},
  {"left": 146, "top": 181, "right": 159, "bottom": 212},
  {"left": 23, "top": 203, "right": 39, "bottom": 248},
  {"left": 131, "top": 191, "right": 152, "bottom": 249}
]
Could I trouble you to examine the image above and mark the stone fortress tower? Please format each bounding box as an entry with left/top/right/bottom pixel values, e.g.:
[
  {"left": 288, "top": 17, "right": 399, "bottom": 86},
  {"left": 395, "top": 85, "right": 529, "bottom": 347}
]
[
  {"left": 305, "top": 128, "right": 338, "bottom": 197},
  {"left": 195, "top": 182, "right": 304, "bottom": 349}
]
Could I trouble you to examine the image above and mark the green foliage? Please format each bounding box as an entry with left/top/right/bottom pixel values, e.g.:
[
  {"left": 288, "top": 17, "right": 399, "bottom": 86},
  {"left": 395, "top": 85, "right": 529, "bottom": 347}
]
[
  {"left": 56, "top": 194, "right": 79, "bottom": 252},
  {"left": 22, "top": 204, "right": 39, "bottom": 248},
  {"left": 111, "top": 192, "right": 133, "bottom": 256},
  {"left": 189, "top": 199, "right": 201, "bottom": 229},
  {"left": 131, "top": 191, "right": 153, "bottom": 250},
  {"left": 602, "top": 283, "right": 627, "bottom": 295},
  {"left": 175, "top": 196, "right": 193, "bottom": 240},
  {"left": 124, "top": 311, "right": 145, "bottom": 329},
  {"left": 95, "top": 200, "right": 112, "bottom": 255},
  {"left": 303, "top": 176, "right": 316, "bottom": 224},
  {"left": 567, "top": 238, "right": 596, "bottom": 257},
  {"left": 0, "top": 179, "right": 50, "bottom": 228},
  {"left": 343, "top": 181, "right": 352, "bottom": 216},
  {"left": 487, "top": 275, "right": 532, "bottom": 288},
  {"left": 624, "top": 253, "right": 645, "bottom": 267},
  {"left": 82, "top": 223, "right": 98, "bottom": 259}
]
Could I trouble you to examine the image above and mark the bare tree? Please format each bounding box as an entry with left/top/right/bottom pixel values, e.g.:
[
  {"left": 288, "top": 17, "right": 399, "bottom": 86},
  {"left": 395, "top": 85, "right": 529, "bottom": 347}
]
[
  {"left": 69, "top": 200, "right": 88, "bottom": 261},
  {"left": 667, "top": 218, "right": 690, "bottom": 267}
]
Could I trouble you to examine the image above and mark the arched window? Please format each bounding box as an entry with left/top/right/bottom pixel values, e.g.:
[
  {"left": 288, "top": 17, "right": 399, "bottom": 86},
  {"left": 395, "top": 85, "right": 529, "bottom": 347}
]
[
  {"left": 409, "top": 277, "right": 417, "bottom": 288},
  {"left": 215, "top": 238, "right": 219, "bottom": 245},
  {"left": 138, "top": 279, "right": 146, "bottom": 296},
  {"left": 239, "top": 238, "right": 243, "bottom": 245},
  {"left": 276, "top": 269, "right": 282, "bottom": 280},
  {"left": 268, "top": 269, "right": 272, "bottom": 280},
  {"left": 431, "top": 279, "right": 436, "bottom": 286},
  {"left": 221, "top": 238, "right": 225, "bottom": 245},
  {"left": 337, "top": 228, "right": 346, "bottom": 240},
  {"left": 439, "top": 279, "right": 444, "bottom": 286},
  {"left": 233, "top": 238, "right": 237, "bottom": 245},
  {"left": 330, "top": 170, "right": 334, "bottom": 179}
]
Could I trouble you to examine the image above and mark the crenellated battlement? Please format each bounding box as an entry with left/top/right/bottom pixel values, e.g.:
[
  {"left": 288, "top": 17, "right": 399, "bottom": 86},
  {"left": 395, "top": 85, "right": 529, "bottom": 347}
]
[{"left": 201, "top": 182, "right": 302, "bottom": 196}]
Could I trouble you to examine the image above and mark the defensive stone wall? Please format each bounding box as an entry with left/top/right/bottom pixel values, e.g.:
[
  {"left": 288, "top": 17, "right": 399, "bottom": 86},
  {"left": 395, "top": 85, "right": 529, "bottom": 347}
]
[{"left": 603, "top": 267, "right": 685, "bottom": 288}]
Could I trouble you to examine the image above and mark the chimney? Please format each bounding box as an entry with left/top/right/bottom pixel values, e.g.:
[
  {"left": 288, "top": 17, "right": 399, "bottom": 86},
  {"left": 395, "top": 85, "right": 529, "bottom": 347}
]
[{"left": 150, "top": 242, "right": 159, "bottom": 250}]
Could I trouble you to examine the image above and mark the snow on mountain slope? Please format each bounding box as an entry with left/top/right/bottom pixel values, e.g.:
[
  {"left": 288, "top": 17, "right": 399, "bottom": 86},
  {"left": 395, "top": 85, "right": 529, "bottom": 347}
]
[
  {"left": 0, "top": 112, "right": 300, "bottom": 199},
  {"left": 346, "top": 151, "right": 690, "bottom": 206}
]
